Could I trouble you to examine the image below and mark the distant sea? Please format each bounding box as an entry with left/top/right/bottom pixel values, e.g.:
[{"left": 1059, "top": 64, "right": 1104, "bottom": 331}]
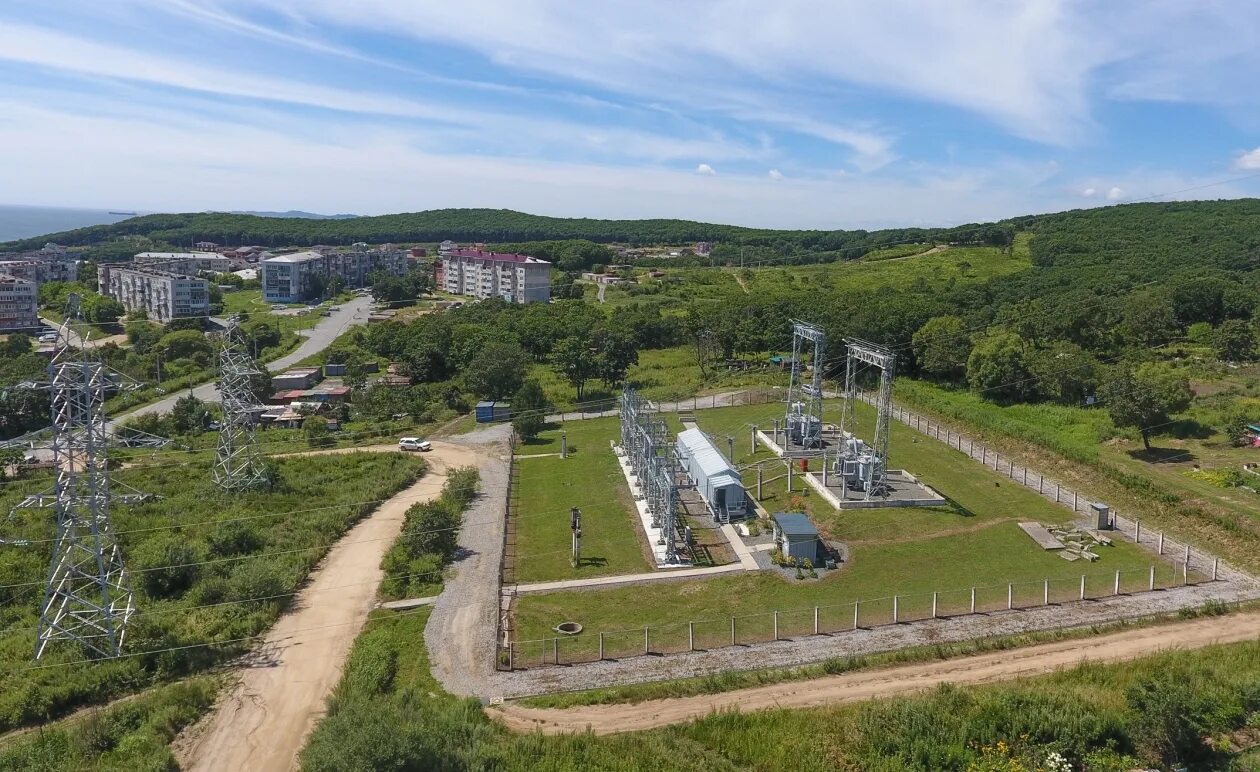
[{"left": 0, "top": 204, "right": 147, "bottom": 243}]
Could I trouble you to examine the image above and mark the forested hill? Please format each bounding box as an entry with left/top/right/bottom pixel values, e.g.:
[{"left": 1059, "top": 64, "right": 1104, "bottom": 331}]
[{"left": 0, "top": 207, "right": 1008, "bottom": 251}]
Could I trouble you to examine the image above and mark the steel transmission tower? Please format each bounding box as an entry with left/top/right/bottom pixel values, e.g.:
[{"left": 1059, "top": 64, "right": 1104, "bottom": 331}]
[
  {"left": 214, "top": 317, "right": 269, "bottom": 490},
  {"left": 16, "top": 296, "right": 147, "bottom": 659}
]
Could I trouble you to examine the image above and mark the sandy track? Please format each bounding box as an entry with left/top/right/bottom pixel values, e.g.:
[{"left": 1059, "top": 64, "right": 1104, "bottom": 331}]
[
  {"left": 174, "top": 441, "right": 480, "bottom": 772},
  {"left": 492, "top": 610, "right": 1260, "bottom": 735}
]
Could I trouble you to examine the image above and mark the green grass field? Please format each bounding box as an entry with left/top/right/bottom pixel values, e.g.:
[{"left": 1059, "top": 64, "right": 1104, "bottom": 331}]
[
  {"left": 512, "top": 418, "right": 654, "bottom": 582},
  {"left": 895, "top": 377, "right": 1260, "bottom": 573},
  {"left": 512, "top": 398, "right": 1186, "bottom": 654}
]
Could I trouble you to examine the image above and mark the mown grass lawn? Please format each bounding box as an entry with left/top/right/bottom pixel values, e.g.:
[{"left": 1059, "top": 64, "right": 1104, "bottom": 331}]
[
  {"left": 895, "top": 377, "right": 1260, "bottom": 571},
  {"left": 512, "top": 418, "right": 654, "bottom": 582},
  {"left": 513, "top": 397, "right": 1186, "bottom": 652}
]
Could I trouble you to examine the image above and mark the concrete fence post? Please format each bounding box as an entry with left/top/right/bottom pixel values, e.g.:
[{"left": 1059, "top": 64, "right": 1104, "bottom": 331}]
[
  {"left": 932, "top": 591, "right": 938, "bottom": 619},
  {"left": 1183, "top": 560, "right": 1189, "bottom": 585},
  {"left": 1073, "top": 491, "right": 1078, "bottom": 511},
  {"left": 1135, "top": 520, "right": 1141, "bottom": 544},
  {"left": 644, "top": 626, "right": 650, "bottom": 655},
  {"left": 1044, "top": 579, "right": 1050, "bottom": 605},
  {"left": 751, "top": 425, "right": 757, "bottom": 454},
  {"left": 822, "top": 453, "right": 828, "bottom": 487},
  {"left": 599, "top": 632, "right": 605, "bottom": 660},
  {"left": 1184, "top": 543, "right": 1191, "bottom": 567},
  {"left": 509, "top": 641, "right": 515, "bottom": 670},
  {"left": 757, "top": 466, "right": 763, "bottom": 499},
  {"left": 553, "top": 637, "right": 559, "bottom": 665},
  {"left": 892, "top": 595, "right": 899, "bottom": 623},
  {"left": 1022, "top": 467, "right": 1028, "bottom": 484},
  {"left": 1038, "top": 476, "right": 1044, "bottom": 494},
  {"left": 854, "top": 600, "right": 861, "bottom": 630},
  {"left": 1080, "top": 574, "right": 1086, "bottom": 601},
  {"left": 1009, "top": 460, "right": 1015, "bottom": 478},
  {"left": 1149, "top": 565, "right": 1156, "bottom": 591},
  {"left": 787, "top": 462, "right": 793, "bottom": 492},
  {"left": 731, "top": 616, "right": 736, "bottom": 646},
  {"left": 1158, "top": 532, "right": 1164, "bottom": 555},
  {"left": 1114, "top": 570, "right": 1121, "bottom": 596},
  {"left": 773, "top": 611, "right": 779, "bottom": 641},
  {"left": 813, "top": 606, "right": 820, "bottom": 635},
  {"left": 1213, "top": 557, "right": 1220, "bottom": 581},
  {"left": 982, "top": 447, "right": 987, "bottom": 464},
  {"left": 689, "top": 621, "right": 694, "bottom": 652},
  {"left": 727, "top": 436, "right": 735, "bottom": 461},
  {"left": 1007, "top": 583, "right": 1013, "bottom": 610},
  {"left": 970, "top": 587, "right": 976, "bottom": 614}
]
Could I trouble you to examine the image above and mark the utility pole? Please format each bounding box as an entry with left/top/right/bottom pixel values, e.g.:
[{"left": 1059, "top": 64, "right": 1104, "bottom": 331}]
[
  {"left": 214, "top": 316, "right": 269, "bottom": 490},
  {"left": 570, "top": 507, "right": 582, "bottom": 568}
]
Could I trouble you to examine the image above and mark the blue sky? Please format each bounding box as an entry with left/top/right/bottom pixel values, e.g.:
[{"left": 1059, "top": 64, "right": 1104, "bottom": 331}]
[{"left": 2, "top": 1, "right": 1260, "bottom": 228}]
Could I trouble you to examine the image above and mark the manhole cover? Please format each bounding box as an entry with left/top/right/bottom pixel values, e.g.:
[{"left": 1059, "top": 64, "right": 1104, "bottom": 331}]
[{"left": 553, "top": 621, "right": 583, "bottom": 635}]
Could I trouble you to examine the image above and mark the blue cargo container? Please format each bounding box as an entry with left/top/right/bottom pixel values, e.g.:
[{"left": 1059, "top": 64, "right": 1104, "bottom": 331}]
[{"left": 475, "top": 401, "right": 513, "bottom": 423}]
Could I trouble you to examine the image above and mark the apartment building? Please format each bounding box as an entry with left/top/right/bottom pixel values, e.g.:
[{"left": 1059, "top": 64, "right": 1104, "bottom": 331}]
[
  {"left": 134, "top": 251, "right": 231, "bottom": 273},
  {"left": 261, "top": 246, "right": 407, "bottom": 303},
  {"left": 0, "top": 274, "right": 39, "bottom": 332},
  {"left": 0, "top": 250, "right": 81, "bottom": 284},
  {"left": 440, "top": 248, "right": 551, "bottom": 304},
  {"left": 97, "top": 264, "right": 210, "bottom": 322}
]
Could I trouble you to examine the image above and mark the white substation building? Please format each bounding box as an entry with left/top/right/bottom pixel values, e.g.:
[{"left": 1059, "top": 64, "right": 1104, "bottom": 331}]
[{"left": 676, "top": 427, "right": 748, "bottom": 523}]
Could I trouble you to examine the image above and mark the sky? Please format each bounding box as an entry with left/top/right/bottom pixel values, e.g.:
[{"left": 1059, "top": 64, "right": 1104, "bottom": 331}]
[{"left": 2, "top": 1, "right": 1260, "bottom": 229}]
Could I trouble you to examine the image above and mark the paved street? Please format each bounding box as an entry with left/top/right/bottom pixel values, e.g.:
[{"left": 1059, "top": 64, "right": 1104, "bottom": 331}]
[{"left": 106, "top": 295, "right": 375, "bottom": 431}]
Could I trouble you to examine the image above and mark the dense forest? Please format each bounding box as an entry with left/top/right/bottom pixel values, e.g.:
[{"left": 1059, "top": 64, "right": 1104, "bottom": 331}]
[{"left": 0, "top": 207, "right": 1012, "bottom": 253}]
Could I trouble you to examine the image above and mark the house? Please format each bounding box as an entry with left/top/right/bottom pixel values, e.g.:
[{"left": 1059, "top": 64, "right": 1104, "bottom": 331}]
[
  {"left": 770, "top": 512, "right": 821, "bottom": 564},
  {"left": 261, "top": 246, "right": 407, "bottom": 302},
  {"left": 409, "top": 247, "right": 427, "bottom": 258},
  {"left": 695, "top": 241, "right": 714, "bottom": 256},
  {"left": 195, "top": 241, "right": 219, "bottom": 251},
  {"left": 676, "top": 427, "right": 747, "bottom": 522},
  {"left": 96, "top": 264, "right": 210, "bottom": 322}
]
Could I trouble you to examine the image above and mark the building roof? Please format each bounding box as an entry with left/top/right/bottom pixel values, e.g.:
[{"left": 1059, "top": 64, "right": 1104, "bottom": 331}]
[
  {"left": 134, "top": 251, "right": 224, "bottom": 260},
  {"left": 677, "top": 427, "right": 740, "bottom": 482},
  {"left": 772, "top": 512, "right": 818, "bottom": 537},
  {"left": 445, "top": 248, "right": 549, "bottom": 265},
  {"left": 263, "top": 250, "right": 324, "bottom": 264},
  {"left": 278, "top": 367, "right": 321, "bottom": 376}
]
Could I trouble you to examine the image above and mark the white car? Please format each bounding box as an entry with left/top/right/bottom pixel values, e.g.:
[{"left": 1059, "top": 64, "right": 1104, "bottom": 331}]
[{"left": 398, "top": 437, "right": 432, "bottom": 452}]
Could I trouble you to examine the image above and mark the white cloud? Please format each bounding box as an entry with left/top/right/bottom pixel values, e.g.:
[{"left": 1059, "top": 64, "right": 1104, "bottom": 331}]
[
  {"left": 1106, "top": 186, "right": 1125, "bottom": 200},
  {"left": 695, "top": 163, "right": 716, "bottom": 175},
  {"left": 1236, "top": 147, "right": 1260, "bottom": 170},
  {"left": 1081, "top": 187, "right": 1096, "bottom": 197},
  {"left": 267, "top": 0, "right": 1109, "bottom": 144},
  {"left": 768, "top": 169, "right": 784, "bottom": 180}
]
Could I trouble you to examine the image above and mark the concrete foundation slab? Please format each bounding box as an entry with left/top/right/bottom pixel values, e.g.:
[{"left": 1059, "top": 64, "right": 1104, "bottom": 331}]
[
  {"left": 613, "top": 442, "right": 692, "bottom": 569},
  {"left": 803, "top": 469, "right": 946, "bottom": 509}
]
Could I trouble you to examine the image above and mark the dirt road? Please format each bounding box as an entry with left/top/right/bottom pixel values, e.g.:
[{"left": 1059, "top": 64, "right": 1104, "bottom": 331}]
[
  {"left": 175, "top": 442, "right": 481, "bottom": 772},
  {"left": 492, "top": 610, "right": 1260, "bottom": 735}
]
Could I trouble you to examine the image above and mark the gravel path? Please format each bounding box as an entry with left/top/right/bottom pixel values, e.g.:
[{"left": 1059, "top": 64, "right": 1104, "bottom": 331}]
[
  {"left": 484, "top": 576, "right": 1260, "bottom": 700},
  {"left": 424, "top": 424, "right": 513, "bottom": 698},
  {"left": 493, "top": 607, "right": 1260, "bottom": 734}
]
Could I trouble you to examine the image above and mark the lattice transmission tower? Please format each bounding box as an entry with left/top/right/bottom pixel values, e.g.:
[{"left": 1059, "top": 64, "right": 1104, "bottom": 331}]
[
  {"left": 213, "top": 316, "right": 269, "bottom": 490},
  {"left": 11, "top": 296, "right": 149, "bottom": 659}
]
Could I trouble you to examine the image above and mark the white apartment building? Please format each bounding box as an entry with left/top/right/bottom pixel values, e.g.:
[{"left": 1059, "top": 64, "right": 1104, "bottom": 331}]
[
  {"left": 0, "top": 274, "right": 39, "bottom": 332},
  {"left": 134, "top": 251, "right": 231, "bottom": 273},
  {"left": 97, "top": 265, "right": 210, "bottom": 323},
  {"left": 261, "top": 246, "right": 407, "bottom": 303},
  {"left": 441, "top": 249, "right": 551, "bottom": 304}
]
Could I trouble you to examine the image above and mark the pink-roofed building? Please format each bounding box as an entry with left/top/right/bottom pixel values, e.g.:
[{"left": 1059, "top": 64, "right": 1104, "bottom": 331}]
[{"left": 441, "top": 248, "right": 551, "bottom": 304}]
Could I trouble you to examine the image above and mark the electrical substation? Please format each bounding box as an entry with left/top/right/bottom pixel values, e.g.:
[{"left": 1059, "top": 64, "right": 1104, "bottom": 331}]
[
  {"left": 804, "top": 337, "right": 945, "bottom": 509},
  {"left": 618, "top": 386, "right": 686, "bottom": 565}
]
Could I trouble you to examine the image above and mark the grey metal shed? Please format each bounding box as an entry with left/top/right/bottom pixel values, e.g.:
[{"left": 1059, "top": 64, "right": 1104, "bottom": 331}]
[
  {"left": 771, "top": 512, "right": 821, "bottom": 564},
  {"left": 676, "top": 427, "right": 747, "bottom": 522}
]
